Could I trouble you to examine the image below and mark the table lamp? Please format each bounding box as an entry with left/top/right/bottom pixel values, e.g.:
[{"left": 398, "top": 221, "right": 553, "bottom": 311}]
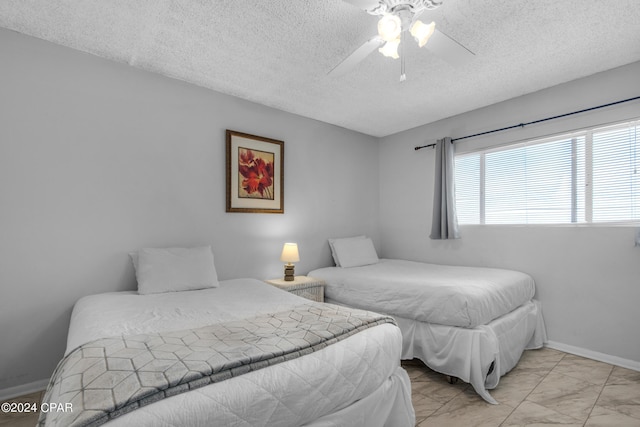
[{"left": 280, "top": 243, "right": 299, "bottom": 281}]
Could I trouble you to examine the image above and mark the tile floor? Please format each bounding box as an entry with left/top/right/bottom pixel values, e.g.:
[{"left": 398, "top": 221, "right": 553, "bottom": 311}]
[
  {"left": 1, "top": 348, "right": 638, "bottom": 427},
  {"left": 404, "top": 347, "right": 640, "bottom": 426},
  {"left": 0, "top": 390, "right": 42, "bottom": 427}
]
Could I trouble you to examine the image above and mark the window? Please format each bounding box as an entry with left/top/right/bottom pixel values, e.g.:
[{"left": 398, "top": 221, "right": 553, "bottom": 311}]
[{"left": 455, "top": 120, "right": 639, "bottom": 224}]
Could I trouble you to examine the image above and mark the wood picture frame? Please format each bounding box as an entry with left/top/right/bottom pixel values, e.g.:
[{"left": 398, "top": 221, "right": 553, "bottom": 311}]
[{"left": 226, "top": 130, "right": 284, "bottom": 213}]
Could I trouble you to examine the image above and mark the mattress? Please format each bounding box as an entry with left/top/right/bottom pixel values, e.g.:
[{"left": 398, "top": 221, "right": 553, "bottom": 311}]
[
  {"left": 50, "top": 278, "right": 414, "bottom": 426},
  {"left": 309, "top": 259, "right": 536, "bottom": 327}
]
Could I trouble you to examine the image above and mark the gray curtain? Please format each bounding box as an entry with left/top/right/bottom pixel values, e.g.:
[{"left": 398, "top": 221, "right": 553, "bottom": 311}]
[{"left": 430, "top": 137, "right": 460, "bottom": 239}]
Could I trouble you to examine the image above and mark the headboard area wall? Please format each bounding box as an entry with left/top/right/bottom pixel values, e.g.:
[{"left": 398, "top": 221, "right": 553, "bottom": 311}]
[{"left": 0, "top": 28, "right": 380, "bottom": 394}]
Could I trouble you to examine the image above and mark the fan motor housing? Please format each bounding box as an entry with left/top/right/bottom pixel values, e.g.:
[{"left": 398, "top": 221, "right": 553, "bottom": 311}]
[{"left": 369, "top": 0, "right": 443, "bottom": 15}]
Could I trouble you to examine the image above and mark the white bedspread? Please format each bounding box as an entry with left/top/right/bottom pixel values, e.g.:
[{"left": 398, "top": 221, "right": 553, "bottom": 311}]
[
  {"left": 62, "top": 278, "right": 414, "bottom": 427},
  {"left": 309, "top": 259, "right": 536, "bottom": 328}
]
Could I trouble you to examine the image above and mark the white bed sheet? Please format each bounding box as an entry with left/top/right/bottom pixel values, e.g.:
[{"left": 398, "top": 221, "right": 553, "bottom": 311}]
[
  {"left": 327, "top": 298, "right": 547, "bottom": 404},
  {"left": 309, "top": 259, "right": 536, "bottom": 328},
  {"left": 61, "top": 278, "right": 415, "bottom": 427},
  {"left": 395, "top": 300, "right": 547, "bottom": 404}
]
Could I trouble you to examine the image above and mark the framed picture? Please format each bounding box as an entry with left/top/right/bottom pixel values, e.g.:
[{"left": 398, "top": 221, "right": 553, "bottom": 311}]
[{"left": 226, "top": 130, "right": 284, "bottom": 213}]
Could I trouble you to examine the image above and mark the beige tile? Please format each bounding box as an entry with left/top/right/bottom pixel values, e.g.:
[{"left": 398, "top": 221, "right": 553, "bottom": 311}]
[
  {"left": 403, "top": 361, "right": 471, "bottom": 405},
  {"left": 412, "top": 394, "right": 444, "bottom": 418},
  {"left": 490, "top": 369, "right": 544, "bottom": 408},
  {"left": 405, "top": 364, "right": 431, "bottom": 382},
  {"left": 512, "top": 348, "right": 565, "bottom": 377},
  {"left": 607, "top": 366, "right": 640, "bottom": 385},
  {"left": 552, "top": 354, "right": 613, "bottom": 386},
  {"left": 526, "top": 371, "right": 602, "bottom": 422},
  {"left": 410, "top": 374, "right": 469, "bottom": 404},
  {"left": 501, "top": 400, "right": 583, "bottom": 426},
  {"left": 585, "top": 405, "right": 640, "bottom": 427},
  {"left": 529, "top": 347, "right": 566, "bottom": 359},
  {"left": 595, "top": 381, "right": 640, "bottom": 420},
  {"left": 411, "top": 379, "right": 431, "bottom": 396},
  {"left": 418, "top": 389, "right": 513, "bottom": 427},
  {"left": 0, "top": 391, "right": 43, "bottom": 427},
  {"left": 407, "top": 350, "right": 639, "bottom": 427},
  {"left": 0, "top": 413, "right": 40, "bottom": 427}
]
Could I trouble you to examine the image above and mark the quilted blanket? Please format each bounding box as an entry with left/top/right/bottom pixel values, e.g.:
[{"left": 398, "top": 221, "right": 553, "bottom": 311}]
[{"left": 38, "top": 303, "right": 395, "bottom": 427}]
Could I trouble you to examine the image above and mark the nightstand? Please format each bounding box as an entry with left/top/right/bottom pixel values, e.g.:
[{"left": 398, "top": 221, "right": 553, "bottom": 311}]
[{"left": 265, "top": 276, "right": 325, "bottom": 302}]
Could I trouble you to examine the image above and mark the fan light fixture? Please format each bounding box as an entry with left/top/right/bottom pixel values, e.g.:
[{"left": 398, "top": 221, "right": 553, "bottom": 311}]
[
  {"left": 410, "top": 20, "right": 436, "bottom": 47},
  {"left": 379, "top": 38, "right": 400, "bottom": 58},
  {"left": 376, "top": 12, "right": 436, "bottom": 58},
  {"left": 328, "top": 0, "right": 475, "bottom": 82},
  {"left": 377, "top": 14, "right": 402, "bottom": 41}
]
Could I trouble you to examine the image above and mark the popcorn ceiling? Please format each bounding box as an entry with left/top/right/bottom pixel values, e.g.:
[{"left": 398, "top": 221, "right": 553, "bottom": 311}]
[{"left": 1, "top": 0, "right": 639, "bottom": 137}]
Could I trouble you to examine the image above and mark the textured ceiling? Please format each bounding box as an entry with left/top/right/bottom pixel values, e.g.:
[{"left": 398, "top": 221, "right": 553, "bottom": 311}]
[{"left": 1, "top": 0, "right": 640, "bottom": 137}]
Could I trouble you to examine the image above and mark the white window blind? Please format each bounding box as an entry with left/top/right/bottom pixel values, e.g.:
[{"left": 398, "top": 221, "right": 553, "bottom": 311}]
[
  {"left": 455, "top": 119, "right": 639, "bottom": 225},
  {"left": 592, "top": 125, "right": 640, "bottom": 222}
]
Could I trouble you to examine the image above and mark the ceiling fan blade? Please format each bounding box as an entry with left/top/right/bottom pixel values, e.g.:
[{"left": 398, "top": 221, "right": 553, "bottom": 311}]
[
  {"left": 341, "top": 0, "right": 382, "bottom": 12},
  {"left": 329, "top": 36, "right": 384, "bottom": 76},
  {"left": 426, "top": 29, "right": 475, "bottom": 67}
]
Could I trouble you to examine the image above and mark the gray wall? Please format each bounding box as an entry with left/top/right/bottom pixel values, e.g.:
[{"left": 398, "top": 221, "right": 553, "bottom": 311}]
[
  {"left": 0, "top": 29, "right": 379, "bottom": 391},
  {"left": 379, "top": 61, "right": 640, "bottom": 365}
]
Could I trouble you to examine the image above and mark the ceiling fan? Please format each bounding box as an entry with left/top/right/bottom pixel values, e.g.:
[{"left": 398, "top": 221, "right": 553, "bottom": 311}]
[{"left": 330, "top": 0, "right": 474, "bottom": 80}]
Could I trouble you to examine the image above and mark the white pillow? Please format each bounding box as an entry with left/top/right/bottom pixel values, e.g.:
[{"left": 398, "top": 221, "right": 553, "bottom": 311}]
[
  {"left": 328, "top": 235, "right": 365, "bottom": 266},
  {"left": 131, "top": 246, "right": 219, "bottom": 295},
  {"left": 331, "top": 237, "right": 379, "bottom": 268}
]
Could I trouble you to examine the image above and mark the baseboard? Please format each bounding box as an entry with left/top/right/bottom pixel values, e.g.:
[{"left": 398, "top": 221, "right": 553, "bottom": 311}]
[
  {"left": 546, "top": 341, "right": 640, "bottom": 372},
  {"left": 0, "top": 378, "right": 49, "bottom": 402}
]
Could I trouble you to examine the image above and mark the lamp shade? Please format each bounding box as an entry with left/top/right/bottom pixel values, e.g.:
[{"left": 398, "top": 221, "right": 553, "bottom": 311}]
[{"left": 280, "top": 243, "right": 300, "bottom": 263}]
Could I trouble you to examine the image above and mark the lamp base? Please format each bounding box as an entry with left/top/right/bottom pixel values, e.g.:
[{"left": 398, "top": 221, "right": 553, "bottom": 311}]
[{"left": 284, "top": 264, "right": 295, "bottom": 281}]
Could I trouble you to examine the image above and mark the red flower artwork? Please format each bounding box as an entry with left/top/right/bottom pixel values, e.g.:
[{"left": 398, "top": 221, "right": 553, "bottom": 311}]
[{"left": 238, "top": 148, "right": 274, "bottom": 199}]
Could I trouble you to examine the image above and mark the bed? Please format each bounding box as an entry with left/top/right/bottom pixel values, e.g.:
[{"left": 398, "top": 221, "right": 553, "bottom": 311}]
[
  {"left": 38, "top": 247, "right": 415, "bottom": 427},
  {"left": 308, "top": 237, "right": 547, "bottom": 404}
]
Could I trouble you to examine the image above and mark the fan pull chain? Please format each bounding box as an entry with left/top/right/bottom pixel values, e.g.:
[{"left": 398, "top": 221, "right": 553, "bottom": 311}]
[{"left": 400, "top": 31, "right": 406, "bottom": 82}]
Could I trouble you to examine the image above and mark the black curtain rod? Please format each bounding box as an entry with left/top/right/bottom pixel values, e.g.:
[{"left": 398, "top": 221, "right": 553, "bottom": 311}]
[{"left": 414, "top": 95, "right": 640, "bottom": 151}]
